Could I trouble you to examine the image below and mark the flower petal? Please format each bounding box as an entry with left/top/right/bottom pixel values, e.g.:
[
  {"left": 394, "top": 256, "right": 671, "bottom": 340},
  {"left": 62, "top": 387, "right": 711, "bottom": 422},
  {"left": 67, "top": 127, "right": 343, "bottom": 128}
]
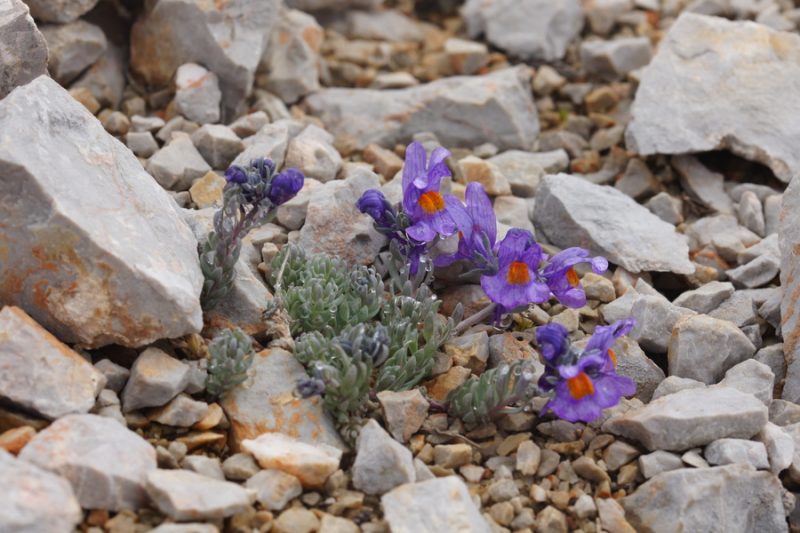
[
  {"left": 466, "top": 182, "right": 497, "bottom": 247},
  {"left": 406, "top": 220, "right": 436, "bottom": 243},
  {"left": 403, "top": 142, "right": 427, "bottom": 190}
]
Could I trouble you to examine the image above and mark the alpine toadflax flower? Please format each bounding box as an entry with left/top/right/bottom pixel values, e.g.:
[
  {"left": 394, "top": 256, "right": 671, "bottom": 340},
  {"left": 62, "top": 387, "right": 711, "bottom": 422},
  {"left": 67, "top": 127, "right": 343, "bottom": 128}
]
[
  {"left": 435, "top": 182, "right": 497, "bottom": 272},
  {"left": 479, "top": 228, "right": 550, "bottom": 314},
  {"left": 542, "top": 248, "right": 609, "bottom": 308},
  {"left": 536, "top": 319, "right": 636, "bottom": 423},
  {"left": 401, "top": 141, "right": 459, "bottom": 242}
]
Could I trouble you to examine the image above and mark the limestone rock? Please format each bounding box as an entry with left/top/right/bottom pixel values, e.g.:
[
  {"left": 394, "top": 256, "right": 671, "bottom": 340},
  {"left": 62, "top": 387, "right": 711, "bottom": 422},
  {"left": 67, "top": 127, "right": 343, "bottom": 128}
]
[
  {"left": 233, "top": 121, "right": 291, "bottom": 170},
  {"left": 23, "top": 0, "right": 97, "bottom": 23},
  {"left": 462, "top": 0, "right": 583, "bottom": 61},
  {"left": 19, "top": 414, "right": 157, "bottom": 510},
  {"left": 149, "top": 394, "right": 209, "bottom": 427},
  {"left": 533, "top": 174, "right": 694, "bottom": 275},
  {"left": 130, "top": 0, "right": 281, "bottom": 118},
  {"left": 756, "top": 422, "right": 794, "bottom": 474},
  {"left": 259, "top": 8, "right": 322, "bottom": 104},
  {"left": 40, "top": 20, "right": 107, "bottom": 85},
  {"left": 0, "top": 76, "right": 203, "bottom": 348},
  {"left": 72, "top": 44, "right": 126, "bottom": 109},
  {"left": 0, "top": 306, "right": 104, "bottom": 419},
  {"left": 0, "top": 449, "right": 82, "bottom": 533},
  {"left": 147, "top": 133, "right": 212, "bottom": 191},
  {"left": 352, "top": 419, "right": 415, "bottom": 495},
  {"left": 221, "top": 349, "right": 345, "bottom": 451},
  {"left": 488, "top": 150, "right": 546, "bottom": 197},
  {"left": 306, "top": 66, "right": 538, "bottom": 153},
  {"left": 668, "top": 314, "right": 756, "bottom": 384},
  {"left": 630, "top": 295, "right": 696, "bottom": 354},
  {"left": 377, "top": 389, "right": 429, "bottom": 443},
  {"left": 382, "top": 477, "right": 492, "bottom": 533},
  {"left": 580, "top": 37, "right": 652, "bottom": 81},
  {"left": 174, "top": 63, "right": 221, "bottom": 125},
  {"left": 284, "top": 125, "right": 342, "bottom": 183},
  {"left": 615, "top": 337, "right": 665, "bottom": 403},
  {"left": 672, "top": 155, "right": 733, "bottom": 214},
  {"left": 146, "top": 469, "right": 254, "bottom": 521},
  {"left": 673, "top": 281, "right": 734, "bottom": 313},
  {"left": 294, "top": 166, "right": 386, "bottom": 265},
  {"left": 245, "top": 469, "right": 302, "bottom": 511},
  {"left": 122, "top": 347, "right": 190, "bottom": 413},
  {"left": 626, "top": 13, "right": 800, "bottom": 183},
  {"left": 285, "top": 0, "right": 381, "bottom": 10},
  {"left": 718, "top": 359, "right": 775, "bottom": 406},
  {"left": 242, "top": 432, "right": 342, "bottom": 488},
  {"left": 638, "top": 450, "right": 684, "bottom": 479},
  {"left": 191, "top": 124, "right": 244, "bottom": 170},
  {"left": 705, "top": 438, "right": 769, "bottom": 469},
  {"left": 780, "top": 170, "right": 800, "bottom": 403},
  {"left": 623, "top": 464, "right": 787, "bottom": 533},
  {"left": 2, "top": 1, "right": 48, "bottom": 100},
  {"left": 603, "top": 386, "right": 768, "bottom": 451}
]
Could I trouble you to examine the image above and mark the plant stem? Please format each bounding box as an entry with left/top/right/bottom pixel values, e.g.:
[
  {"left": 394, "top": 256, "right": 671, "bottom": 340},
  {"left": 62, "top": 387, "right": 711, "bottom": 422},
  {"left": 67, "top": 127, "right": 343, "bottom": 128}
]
[{"left": 453, "top": 302, "right": 497, "bottom": 336}]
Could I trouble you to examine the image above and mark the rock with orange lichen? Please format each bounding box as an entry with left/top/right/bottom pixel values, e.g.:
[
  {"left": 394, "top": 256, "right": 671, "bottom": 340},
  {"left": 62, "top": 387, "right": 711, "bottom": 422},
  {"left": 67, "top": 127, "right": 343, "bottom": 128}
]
[
  {"left": 242, "top": 432, "right": 342, "bottom": 488},
  {"left": 0, "top": 76, "right": 203, "bottom": 348},
  {"left": 0, "top": 306, "right": 105, "bottom": 420},
  {"left": 221, "top": 348, "right": 346, "bottom": 452},
  {"left": 130, "top": 0, "right": 281, "bottom": 120},
  {"left": 258, "top": 7, "right": 322, "bottom": 104}
]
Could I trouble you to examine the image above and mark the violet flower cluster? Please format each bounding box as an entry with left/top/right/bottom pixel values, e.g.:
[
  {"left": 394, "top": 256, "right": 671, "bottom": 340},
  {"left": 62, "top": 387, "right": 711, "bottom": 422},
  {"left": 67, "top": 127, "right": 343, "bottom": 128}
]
[
  {"left": 200, "top": 158, "right": 304, "bottom": 310},
  {"left": 536, "top": 319, "right": 637, "bottom": 422},
  {"left": 357, "top": 141, "right": 608, "bottom": 318}
]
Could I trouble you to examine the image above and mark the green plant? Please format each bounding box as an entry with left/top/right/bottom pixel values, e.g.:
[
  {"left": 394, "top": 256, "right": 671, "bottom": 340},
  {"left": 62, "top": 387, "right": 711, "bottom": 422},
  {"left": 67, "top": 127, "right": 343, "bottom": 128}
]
[
  {"left": 205, "top": 328, "right": 255, "bottom": 399},
  {"left": 446, "top": 359, "right": 540, "bottom": 426}
]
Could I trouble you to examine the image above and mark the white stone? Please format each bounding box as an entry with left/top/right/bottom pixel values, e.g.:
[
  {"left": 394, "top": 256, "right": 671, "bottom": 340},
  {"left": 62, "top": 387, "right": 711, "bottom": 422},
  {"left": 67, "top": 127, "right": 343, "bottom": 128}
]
[
  {"left": 242, "top": 432, "right": 343, "bottom": 488},
  {"left": 246, "top": 469, "right": 302, "bottom": 511},
  {"left": 718, "top": 359, "right": 775, "bottom": 405},
  {"left": 0, "top": 76, "right": 203, "bottom": 348},
  {"left": 191, "top": 124, "right": 244, "bottom": 170},
  {"left": 40, "top": 20, "right": 107, "bottom": 85},
  {"left": 756, "top": 422, "right": 794, "bottom": 474},
  {"left": 147, "top": 133, "right": 213, "bottom": 191},
  {"left": 284, "top": 125, "right": 342, "bottom": 183},
  {"left": 705, "top": 438, "right": 769, "bottom": 469},
  {"left": 352, "top": 419, "right": 415, "bottom": 495},
  {"left": 175, "top": 63, "right": 222, "bottom": 125},
  {"left": 122, "top": 347, "right": 190, "bottom": 413},
  {"left": 146, "top": 469, "right": 254, "bottom": 521}
]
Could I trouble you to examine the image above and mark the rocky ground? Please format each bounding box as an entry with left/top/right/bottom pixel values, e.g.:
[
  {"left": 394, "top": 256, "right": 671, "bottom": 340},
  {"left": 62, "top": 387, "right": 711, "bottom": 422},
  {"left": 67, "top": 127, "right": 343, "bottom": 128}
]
[{"left": 2, "top": 0, "right": 800, "bottom": 532}]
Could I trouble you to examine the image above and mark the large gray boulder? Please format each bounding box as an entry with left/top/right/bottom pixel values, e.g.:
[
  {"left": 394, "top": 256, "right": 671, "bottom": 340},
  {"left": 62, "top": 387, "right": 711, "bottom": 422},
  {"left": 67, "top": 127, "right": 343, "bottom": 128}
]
[
  {"left": 0, "top": 450, "right": 82, "bottom": 533},
  {"left": 626, "top": 13, "right": 800, "bottom": 183},
  {"left": 462, "top": 0, "right": 583, "bottom": 61},
  {"left": 533, "top": 174, "right": 694, "bottom": 274},
  {"left": 19, "top": 414, "right": 157, "bottom": 511},
  {"left": 603, "top": 386, "right": 768, "bottom": 451},
  {"left": 130, "top": 0, "right": 281, "bottom": 119},
  {"left": 0, "top": 306, "right": 104, "bottom": 419},
  {"left": 305, "top": 66, "right": 538, "bottom": 153},
  {"left": 0, "top": 0, "right": 48, "bottom": 99},
  {"left": 623, "top": 464, "right": 787, "bottom": 533},
  {"left": 0, "top": 76, "right": 203, "bottom": 348}
]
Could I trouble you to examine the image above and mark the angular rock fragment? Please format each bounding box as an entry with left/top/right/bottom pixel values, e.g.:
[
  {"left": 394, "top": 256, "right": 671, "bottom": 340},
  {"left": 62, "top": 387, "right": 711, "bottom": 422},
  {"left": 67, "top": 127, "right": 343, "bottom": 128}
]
[
  {"left": 191, "top": 124, "right": 244, "bottom": 170},
  {"left": 23, "top": 0, "right": 97, "bottom": 23},
  {"left": 130, "top": 0, "right": 281, "bottom": 118},
  {"left": 0, "top": 449, "right": 82, "bottom": 533},
  {"left": 705, "top": 438, "right": 769, "bottom": 469},
  {"left": 221, "top": 349, "right": 345, "bottom": 451},
  {"left": 0, "top": 0, "right": 48, "bottom": 99},
  {"left": 756, "top": 422, "right": 794, "bottom": 474},
  {"left": 352, "top": 419, "right": 415, "bottom": 495},
  {"left": 0, "top": 76, "right": 203, "bottom": 348},
  {"left": 623, "top": 464, "right": 786, "bottom": 533},
  {"left": 630, "top": 295, "right": 695, "bottom": 354},
  {"left": 306, "top": 66, "right": 538, "bottom": 153},
  {"left": 149, "top": 394, "right": 209, "bottom": 427},
  {"left": 19, "top": 414, "right": 157, "bottom": 510},
  {"left": 259, "top": 7, "right": 322, "bottom": 104},
  {"left": 672, "top": 281, "right": 734, "bottom": 313},
  {"left": 246, "top": 469, "right": 302, "bottom": 511},
  {"left": 533, "top": 174, "right": 694, "bottom": 274},
  {"left": 626, "top": 13, "right": 800, "bottom": 183},
  {"left": 780, "top": 171, "right": 800, "bottom": 403},
  {"left": 462, "top": 0, "right": 582, "bottom": 61},
  {"left": 718, "top": 359, "right": 774, "bottom": 406},
  {"left": 174, "top": 63, "right": 221, "bottom": 125},
  {"left": 668, "top": 314, "right": 756, "bottom": 384},
  {"left": 40, "top": 20, "right": 107, "bottom": 85},
  {"left": 294, "top": 166, "right": 386, "bottom": 264},
  {"left": 672, "top": 155, "right": 733, "bottom": 214},
  {"left": 603, "top": 386, "right": 768, "bottom": 451},
  {"left": 242, "top": 432, "right": 342, "bottom": 488},
  {"left": 377, "top": 389, "right": 429, "bottom": 443},
  {"left": 286, "top": 0, "right": 380, "bottom": 9},
  {"left": 147, "top": 133, "right": 212, "bottom": 191},
  {"left": 580, "top": 37, "right": 652, "bottom": 81},
  {"left": 146, "top": 469, "right": 254, "bottom": 521},
  {"left": 122, "top": 347, "right": 190, "bottom": 413},
  {"left": 382, "top": 477, "right": 492, "bottom": 533},
  {"left": 284, "top": 125, "right": 342, "bottom": 183},
  {"left": 0, "top": 306, "right": 104, "bottom": 419},
  {"left": 71, "top": 44, "right": 126, "bottom": 109}
]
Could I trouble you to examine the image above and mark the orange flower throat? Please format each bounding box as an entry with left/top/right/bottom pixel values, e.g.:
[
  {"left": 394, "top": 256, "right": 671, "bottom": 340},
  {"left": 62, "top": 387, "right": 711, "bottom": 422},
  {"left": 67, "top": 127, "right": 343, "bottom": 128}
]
[
  {"left": 566, "top": 267, "right": 580, "bottom": 287},
  {"left": 608, "top": 348, "right": 617, "bottom": 367},
  {"left": 567, "top": 371, "right": 595, "bottom": 400},
  {"left": 506, "top": 261, "right": 531, "bottom": 285},
  {"left": 418, "top": 191, "right": 445, "bottom": 214}
]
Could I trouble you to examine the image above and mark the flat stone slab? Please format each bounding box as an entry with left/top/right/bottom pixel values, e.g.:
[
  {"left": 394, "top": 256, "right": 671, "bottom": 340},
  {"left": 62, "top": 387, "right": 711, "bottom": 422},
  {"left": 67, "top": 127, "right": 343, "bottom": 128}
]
[
  {"left": 603, "top": 386, "right": 768, "bottom": 452},
  {"left": 0, "top": 449, "right": 82, "bottom": 533},
  {"left": 221, "top": 349, "right": 345, "bottom": 452},
  {"left": 0, "top": 76, "right": 203, "bottom": 348},
  {"left": 626, "top": 13, "right": 800, "bottom": 183},
  {"left": 623, "top": 464, "right": 787, "bottom": 533},
  {"left": 146, "top": 469, "right": 254, "bottom": 521},
  {"left": 382, "top": 476, "right": 492, "bottom": 533},
  {"left": 533, "top": 174, "right": 694, "bottom": 274},
  {"left": 242, "top": 432, "right": 342, "bottom": 489},
  {"left": 305, "top": 66, "right": 538, "bottom": 153},
  {"left": 0, "top": 306, "right": 104, "bottom": 419},
  {"left": 19, "top": 414, "right": 157, "bottom": 511}
]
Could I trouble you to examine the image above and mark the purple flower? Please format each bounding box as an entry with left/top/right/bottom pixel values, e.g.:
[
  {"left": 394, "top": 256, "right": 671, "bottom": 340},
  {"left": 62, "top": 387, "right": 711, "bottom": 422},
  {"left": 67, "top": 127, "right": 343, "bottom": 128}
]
[
  {"left": 542, "top": 248, "right": 609, "bottom": 308},
  {"left": 536, "top": 318, "right": 636, "bottom": 423},
  {"left": 401, "top": 142, "right": 458, "bottom": 242},
  {"left": 480, "top": 229, "right": 550, "bottom": 313},
  {"left": 435, "top": 182, "right": 497, "bottom": 270},
  {"left": 357, "top": 189, "right": 395, "bottom": 229},
  {"left": 224, "top": 165, "right": 248, "bottom": 184},
  {"left": 268, "top": 168, "right": 304, "bottom": 206}
]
